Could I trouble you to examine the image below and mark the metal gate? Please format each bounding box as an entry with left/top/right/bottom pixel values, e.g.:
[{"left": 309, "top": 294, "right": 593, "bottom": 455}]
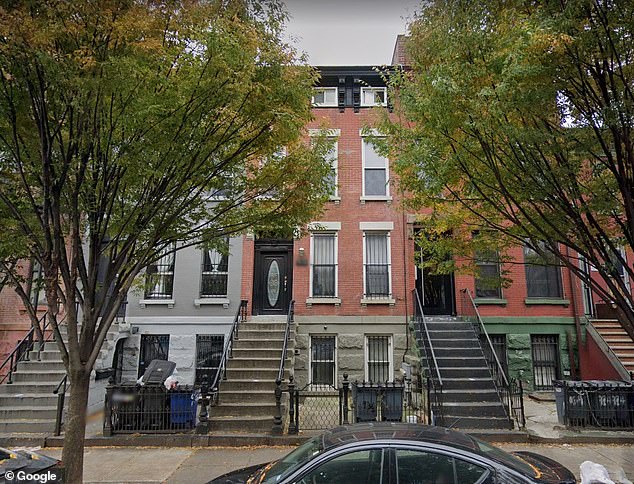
[
  {"left": 531, "top": 335, "right": 560, "bottom": 390},
  {"left": 138, "top": 334, "right": 170, "bottom": 378},
  {"left": 195, "top": 335, "right": 224, "bottom": 386}
]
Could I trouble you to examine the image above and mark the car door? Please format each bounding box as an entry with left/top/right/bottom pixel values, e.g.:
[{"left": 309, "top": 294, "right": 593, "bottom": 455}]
[
  {"left": 391, "top": 447, "right": 493, "bottom": 484},
  {"left": 291, "top": 448, "right": 387, "bottom": 484}
]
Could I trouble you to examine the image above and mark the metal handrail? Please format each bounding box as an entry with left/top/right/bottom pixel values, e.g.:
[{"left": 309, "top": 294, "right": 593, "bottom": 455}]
[
  {"left": 277, "top": 300, "right": 295, "bottom": 384},
  {"left": 53, "top": 374, "right": 68, "bottom": 436},
  {"left": 208, "top": 300, "right": 247, "bottom": 402},
  {"left": 412, "top": 289, "right": 444, "bottom": 425},
  {"left": 0, "top": 313, "right": 49, "bottom": 384}
]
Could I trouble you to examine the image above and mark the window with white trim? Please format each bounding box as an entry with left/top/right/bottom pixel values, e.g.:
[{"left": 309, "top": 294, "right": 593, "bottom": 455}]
[
  {"left": 200, "top": 238, "right": 229, "bottom": 298},
  {"left": 366, "top": 335, "right": 392, "bottom": 383},
  {"left": 310, "top": 335, "right": 336, "bottom": 387},
  {"left": 362, "top": 138, "right": 389, "bottom": 197},
  {"left": 363, "top": 232, "right": 391, "bottom": 298},
  {"left": 310, "top": 233, "right": 337, "bottom": 298},
  {"left": 361, "top": 87, "right": 387, "bottom": 107},
  {"left": 311, "top": 137, "right": 338, "bottom": 198},
  {"left": 144, "top": 244, "right": 176, "bottom": 299},
  {"left": 524, "top": 242, "right": 563, "bottom": 298},
  {"left": 312, "top": 87, "right": 338, "bottom": 107}
]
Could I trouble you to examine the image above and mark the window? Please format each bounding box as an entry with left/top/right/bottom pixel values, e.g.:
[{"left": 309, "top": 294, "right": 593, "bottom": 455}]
[
  {"left": 200, "top": 240, "right": 229, "bottom": 298},
  {"left": 531, "top": 335, "right": 560, "bottom": 390},
  {"left": 297, "top": 449, "right": 384, "bottom": 484},
  {"left": 362, "top": 138, "right": 389, "bottom": 197},
  {"left": 29, "top": 259, "right": 45, "bottom": 307},
  {"left": 524, "top": 242, "right": 563, "bottom": 298},
  {"left": 475, "top": 248, "right": 502, "bottom": 299},
  {"left": 144, "top": 244, "right": 176, "bottom": 299},
  {"left": 138, "top": 334, "right": 170, "bottom": 378},
  {"left": 312, "top": 87, "right": 338, "bottom": 107},
  {"left": 310, "top": 336, "right": 336, "bottom": 387},
  {"left": 361, "top": 87, "right": 387, "bottom": 107},
  {"left": 395, "top": 449, "right": 489, "bottom": 484},
  {"left": 195, "top": 335, "right": 224, "bottom": 386},
  {"left": 311, "top": 233, "right": 337, "bottom": 297},
  {"left": 364, "top": 232, "right": 391, "bottom": 298},
  {"left": 366, "top": 335, "right": 392, "bottom": 383},
  {"left": 311, "top": 136, "right": 338, "bottom": 198}
]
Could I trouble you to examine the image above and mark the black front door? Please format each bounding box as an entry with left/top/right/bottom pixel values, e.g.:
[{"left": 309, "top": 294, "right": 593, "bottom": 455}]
[
  {"left": 416, "top": 265, "right": 455, "bottom": 315},
  {"left": 253, "top": 241, "right": 293, "bottom": 315}
]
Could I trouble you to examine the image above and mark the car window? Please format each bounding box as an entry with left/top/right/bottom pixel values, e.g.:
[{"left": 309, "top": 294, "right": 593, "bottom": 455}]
[
  {"left": 467, "top": 436, "right": 537, "bottom": 478},
  {"left": 395, "top": 449, "right": 489, "bottom": 484},
  {"left": 261, "top": 435, "right": 324, "bottom": 483},
  {"left": 295, "top": 449, "right": 384, "bottom": 484}
]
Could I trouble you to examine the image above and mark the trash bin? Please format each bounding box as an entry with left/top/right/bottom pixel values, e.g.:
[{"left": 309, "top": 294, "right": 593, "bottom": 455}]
[
  {"left": 110, "top": 382, "right": 141, "bottom": 431},
  {"left": 381, "top": 386, "right": 404, "bottom": 422},
  {"left": 354, "top": 386, "right": 378, "bottom": 422},
  {"left": 170, "top": 386, "right": 199, "bottom": 429},
  {"left": 553, "top": 380, "right": 565, "bottom": 425},
  {"left": 564, "top": 380, "right": 589, "bottom": 427}
]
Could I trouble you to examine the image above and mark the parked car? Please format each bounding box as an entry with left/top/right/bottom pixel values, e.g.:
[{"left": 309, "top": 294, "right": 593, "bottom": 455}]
[
  {"left": 0, "top": 447, "right": 60, "bottom": 482},
  {"left": 209, "top": 422, "right": 576, "bottom": 484}
]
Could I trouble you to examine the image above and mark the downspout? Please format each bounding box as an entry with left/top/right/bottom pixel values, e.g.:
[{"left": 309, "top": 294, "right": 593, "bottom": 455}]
[
  {"left": 566, "top": 246, "right": 582, "bottom": 380},
  {"left": 403, "top": 211, "right": 409, "bottom": 361}
]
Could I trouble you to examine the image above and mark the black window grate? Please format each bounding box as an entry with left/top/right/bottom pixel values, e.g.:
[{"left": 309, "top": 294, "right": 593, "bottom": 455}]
[
  {"left": 311, "top": 336, "right": 336, "bottom": 387},
  {"left": 312, "top": 234, "right": 336, "bottom": 297},
  {"left": 489, "top": 334, "right": 508, "bottom": 378},
  {"left": 195, "top": 335, "right": 224, "bottom": 386},
  {"left": 367, "top": 336, "right": 391, "bottom": 383},
  {"left": 145, "top": 246, "right": 175, "bottom": 299},
  {"left": 138, "top": 334, "right": 170, "bottom": 378},
  {"left": 364, "top": 233, "right": 390, "bottom": 298},
  {"left": 200, "top": 240, "right": 229, "bottom": 298},
  {"left": 531, "top": 335, "right": 560, "bottom": 390}
]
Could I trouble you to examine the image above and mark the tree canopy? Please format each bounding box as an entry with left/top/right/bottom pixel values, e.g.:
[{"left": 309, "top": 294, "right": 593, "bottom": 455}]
[
  {"left": 381, "top": 0, "right": 634, "bottom": 333},
  {"left": 0, "top": 1, "right": 331, "bottom": 480}
]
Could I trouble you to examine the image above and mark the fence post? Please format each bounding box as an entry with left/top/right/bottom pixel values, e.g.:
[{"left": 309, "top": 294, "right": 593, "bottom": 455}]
[
  {"left": 196, "top": 374, "right": 210, "bottom": 434},
  {"left": 519, "top": 379, "right": 526, "bottom": 428},
  {"left": 426, "top": 375, "right": 432, "bottom": 425},
  {"left": 272, "top": 378, "right": 283, "bottom": 434},
  {"left": 342, "top": 373, "right": 350, "bottom": 425},
  {"left": 288, "top": 375, "right": 297, "bottom": 434},
  {"left": 103, "top": 385, "right": 113, "bottom": 437}
]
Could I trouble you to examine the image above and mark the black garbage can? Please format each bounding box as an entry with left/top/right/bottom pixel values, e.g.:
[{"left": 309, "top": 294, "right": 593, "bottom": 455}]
[
  {"left": 553, "top": 380, "right": 565, "bottom": 425},
  {"left": 354, "top": 385, "right": 378, "bottom": 422},
  {"left": 564, "top": 380, "right": 589, "bottom": 427},
  {"left": 381, "top": 386, "right": 404, "bottom": 422}
]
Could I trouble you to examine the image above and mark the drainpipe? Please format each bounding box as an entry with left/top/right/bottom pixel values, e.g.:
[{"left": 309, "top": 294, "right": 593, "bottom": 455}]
[
  {"left": 402, "top": 211, "right": 409, "bottom": 361},
  {"left": 566, "top": 246, "right": 582, "bottom": 380}
]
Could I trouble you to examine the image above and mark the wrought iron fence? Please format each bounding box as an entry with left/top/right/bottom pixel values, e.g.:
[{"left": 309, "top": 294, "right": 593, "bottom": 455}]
[
  {"left": 562, "top": 381, "right": 634, "bottom": 429},
  {"left": 104, "top": 384, "right": 199, "bottom": 435}
]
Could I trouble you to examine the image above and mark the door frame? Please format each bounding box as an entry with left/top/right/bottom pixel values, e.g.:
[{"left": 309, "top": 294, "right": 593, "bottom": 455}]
[{"left": 253, "top": 239, "right": 294, "bottom": 315}]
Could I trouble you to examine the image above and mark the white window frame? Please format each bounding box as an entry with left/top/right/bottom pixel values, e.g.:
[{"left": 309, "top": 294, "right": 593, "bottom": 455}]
[
  {"left": 362, "top": 230, "right": 392, "bottom": 300},
  {"left": 361, "top": 135, "right": 390, "bottom": 200},
  {"left": 309, "top": 133, "right": 339, "bottom": 200},
  {"left": 364, "top": 335, "right": 393, "bottom": 383},
  {"left": 309, "top": 335, "right": 337, "bottom": 389},
  {"left": 361, "top": 87, "right": 387, "bottom": 107},
  {"left": 309, "top": 231, "right": 339, "bottom": 299},
  {"left": 312, "top": 87, "right": 338, "bottom": 107}
]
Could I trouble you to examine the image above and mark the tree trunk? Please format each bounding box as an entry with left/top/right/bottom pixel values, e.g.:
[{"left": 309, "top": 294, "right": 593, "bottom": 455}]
[{"left": 62, "top": 370, "right": 91, "bottom": 484}]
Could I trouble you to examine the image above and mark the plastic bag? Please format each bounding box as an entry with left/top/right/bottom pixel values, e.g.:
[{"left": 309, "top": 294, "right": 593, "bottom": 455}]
[{"left": 580, "top": 461, "right": 615, "bottom": 484}]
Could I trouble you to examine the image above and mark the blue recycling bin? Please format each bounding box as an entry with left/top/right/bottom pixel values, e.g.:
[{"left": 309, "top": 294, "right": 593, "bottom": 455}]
[{"left": 170, "top": 388, "right": 199, "bottom": 429}]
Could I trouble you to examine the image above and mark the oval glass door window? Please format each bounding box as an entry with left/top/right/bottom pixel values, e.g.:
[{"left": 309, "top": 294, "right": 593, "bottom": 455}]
[{"left": 267, "top": 260, "right": 280, "bottom": 307}]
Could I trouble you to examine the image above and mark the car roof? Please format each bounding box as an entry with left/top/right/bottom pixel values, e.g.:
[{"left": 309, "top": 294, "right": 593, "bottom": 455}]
[{"left": 319, "top": 422, "right": 481, "bottom": 454}]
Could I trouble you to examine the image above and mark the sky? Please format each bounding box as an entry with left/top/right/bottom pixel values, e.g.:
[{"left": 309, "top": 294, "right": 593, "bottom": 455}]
[{"left": 282, "top": 0, "right": 420, "bottom": 66}]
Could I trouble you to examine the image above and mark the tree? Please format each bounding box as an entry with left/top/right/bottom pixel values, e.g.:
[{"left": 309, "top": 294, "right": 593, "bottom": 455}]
[
  {"left": 0, "top": 1, "right": 332, "bottom": 481},
  {"left": 380, "top": 0, "right": 634, "bottom": 336}
]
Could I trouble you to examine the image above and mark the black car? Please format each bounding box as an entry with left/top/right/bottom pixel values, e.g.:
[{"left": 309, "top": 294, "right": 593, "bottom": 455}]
[{"left": 210, "top": 423, "right": 576, "bottom": 484}]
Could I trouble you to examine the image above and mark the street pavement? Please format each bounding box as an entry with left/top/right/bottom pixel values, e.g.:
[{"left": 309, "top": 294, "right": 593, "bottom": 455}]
[{"left": 36, "top": 443, "right": 634, "bottom": 483}]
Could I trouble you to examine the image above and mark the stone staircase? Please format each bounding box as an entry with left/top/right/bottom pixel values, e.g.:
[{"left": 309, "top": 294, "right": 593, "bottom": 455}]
[
  {"left": 208, "top": 317, "right": 293, "bottom": 433},
  {"left": 591, "top": 319, "right": 634, "bottom": 375},
  {"left": 0, "top": 322, "right": 119, "bottom": 433},
  {"left": 419, "top": 317, "right": 512, "bottom": 430}
]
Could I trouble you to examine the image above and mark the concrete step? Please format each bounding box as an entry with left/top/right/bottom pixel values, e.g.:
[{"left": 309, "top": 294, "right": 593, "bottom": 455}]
[
  {"left": 207, "top": 415, "right": 273, "bottom": 432},
  {"left": 440, "top": 367, "right": 491, "bottom": 379},
  {"left": 17, "top": 360, "right": 65, "bottom": 371},
  {"left": 219, "top": 390, "right": 276, "bottom": 404},
  {"left": 226, "top": 357, "right": 289, "bottom": 369},
  {"left": 434, "top": 347, "right": 484, "bottom": 358},
  {"left": 424, "top": 322, "right": 475, "bottom": 331},
  {"left": 598, "top": 329, "right": 629, "bottom": 335},
  {"left": 239, "top": 322, "right": 288, "bottom": 331},
  {"left": 443, "top": 401, "right": 507, "bottom": 418},
  {"left": 425, "top": 339, "right": 480, "bottom": 349},
  {"left": 209, "top": 402, "right": 277, "bottom": 417},
  {"left": 608, "top": 344, "right": 634, "bottom": 350},
  {"left": 225, "top": 368, "right": 284, "bottom": 380},
  {"left": 231, "top": 349, "right": 286, "bottom": 359},
  {"left": 0, "top": 393, "right": 61, "bottom": 407},
  {"left": 0, "top": 382, "right": 60, "bottom": 394},
  {"left": 602, "top": 336, "right": 634, "bottom": 343},
  {"left": 11, "top": 370, "right": 66, "bottom": 383},
  {"left": 441, "top": 415, "right": 512, "bottom": 430},
  {"left": 593, "top": 323, "right": 625, "bottom": 330},
  {"left": 441, "top": 378, "right": 497, "bottom": 391},
  {"left": 220, "top": 380, "right": 278, "bottom": 392},
  {"left": 233, "top": 339, "right": 285, "bottom": 349},
  {"left": 27, "top": 349, "right": 62, "bottom": 361},
  {"left": 442, "top": 389, "right": 501, "bottom": 403},
  {"left": 0, "top": 406, "right": 58, "bottom": 419},
  {"left": 0, "top": 419, "right": 56, "bottom": 433},
  {"left": 435, "top": 357, "right": 488, "bottom": 368},
  {"left": 237, "top": 329, "right": 287, "bottom": 340}
]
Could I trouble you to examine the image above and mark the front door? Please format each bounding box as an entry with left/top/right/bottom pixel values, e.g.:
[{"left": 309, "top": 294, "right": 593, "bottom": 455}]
[
  {"left": 253, "top": 241, "right": 293, "bottom": 315},
  {"left": 416, "top": 265, "right": 455, "bottom": 315}
]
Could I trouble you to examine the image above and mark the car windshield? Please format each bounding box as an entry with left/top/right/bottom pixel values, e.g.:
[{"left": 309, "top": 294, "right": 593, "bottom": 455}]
[
  {"left": 468, "top": 436, "right": 538, "bottom": 478},
  {"left": 260, "top": 435, "right": 324, "bottom": 483}
]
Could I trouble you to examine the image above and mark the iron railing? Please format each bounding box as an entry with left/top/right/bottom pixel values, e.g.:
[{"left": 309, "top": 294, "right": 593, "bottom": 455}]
[
  {"left": 0, "top": 313, "right": 52, "bottom": 384},
  {"left": 273, "top": 299, "right": 295, "bottom": 433},
  {"left": 561, "top": 380, "right": 633, "bottom": 429},
  {"left": 207, "top": 300, "right": 248, "bottom": 402},
  {"left": 461, "top": 288, "right": 525, "bottom": 429},
  {"left": 412, "top": 289, "right": 444, "bottom": 426},
  {"left": 53, "top": 374, "right": 68, "bottom": 436}
]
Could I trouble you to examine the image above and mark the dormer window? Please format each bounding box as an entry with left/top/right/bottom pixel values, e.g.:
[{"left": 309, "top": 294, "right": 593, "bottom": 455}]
[
  {"left": 361, "top": 87, "right": 387, "bottom": 107},
  {"left": 312, "top": 87, "right": 338, "bottom": 107}
]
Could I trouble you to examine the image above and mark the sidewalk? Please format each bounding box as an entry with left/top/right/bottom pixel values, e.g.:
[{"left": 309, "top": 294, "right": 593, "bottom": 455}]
[{"left": 33, "top": 443, "right": 634, "bottom": 483}]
